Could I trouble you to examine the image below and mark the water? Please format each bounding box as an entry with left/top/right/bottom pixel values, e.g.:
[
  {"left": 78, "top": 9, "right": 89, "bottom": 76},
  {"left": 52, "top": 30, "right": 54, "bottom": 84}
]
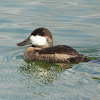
[{"left": 0, "top": 0, "right": 100, "bottom": 100}]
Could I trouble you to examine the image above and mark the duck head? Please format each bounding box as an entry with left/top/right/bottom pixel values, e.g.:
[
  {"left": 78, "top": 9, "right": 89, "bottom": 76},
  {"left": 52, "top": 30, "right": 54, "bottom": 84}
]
[{"left": 17, "top": 28, "right": 53, "bottom": 48}]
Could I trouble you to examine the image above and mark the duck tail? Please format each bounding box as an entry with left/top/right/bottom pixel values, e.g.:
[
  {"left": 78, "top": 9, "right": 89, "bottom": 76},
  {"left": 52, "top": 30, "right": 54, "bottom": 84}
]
[{"left": 80, "top": 54, "right": 89, "bottom": 62}]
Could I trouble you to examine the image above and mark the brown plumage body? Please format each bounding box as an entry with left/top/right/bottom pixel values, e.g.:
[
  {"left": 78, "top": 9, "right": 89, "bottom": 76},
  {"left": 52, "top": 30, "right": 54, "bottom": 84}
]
[{"left": 24, "top": 45, "right": 88, "bottom": 64}]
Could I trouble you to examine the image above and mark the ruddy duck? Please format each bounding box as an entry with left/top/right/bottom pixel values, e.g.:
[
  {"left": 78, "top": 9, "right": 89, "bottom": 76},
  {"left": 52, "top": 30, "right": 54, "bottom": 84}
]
[{"left": 17, "top": 28, "right": 89, "bottom": 63}]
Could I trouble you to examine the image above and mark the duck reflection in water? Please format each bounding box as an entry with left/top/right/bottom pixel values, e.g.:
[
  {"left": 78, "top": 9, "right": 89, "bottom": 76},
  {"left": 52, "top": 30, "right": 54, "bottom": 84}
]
[{"left": 19, "top": 60, "right": 66, "bottom": 85}]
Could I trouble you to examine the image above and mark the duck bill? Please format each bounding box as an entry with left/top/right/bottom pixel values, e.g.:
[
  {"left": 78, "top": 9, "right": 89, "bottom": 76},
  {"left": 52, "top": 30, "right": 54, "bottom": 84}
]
[{"left": 17, "top": 37, "right": 32, "bottom": 46}]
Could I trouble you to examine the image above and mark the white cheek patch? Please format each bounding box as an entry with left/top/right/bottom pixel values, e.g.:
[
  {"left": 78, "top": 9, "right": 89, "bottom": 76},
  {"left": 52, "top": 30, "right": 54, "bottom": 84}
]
[{"left": 30, "top": 35, "right": 46, "bottom": 46}]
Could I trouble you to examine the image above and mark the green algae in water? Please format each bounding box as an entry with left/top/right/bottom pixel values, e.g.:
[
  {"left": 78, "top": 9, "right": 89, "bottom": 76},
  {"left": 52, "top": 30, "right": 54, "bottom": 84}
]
[
  {"left": 92, "top": 77, "right": 100, "bottom": 80},
  {"left": 88, "top": 57, "right": 98, "bottom": 60}
]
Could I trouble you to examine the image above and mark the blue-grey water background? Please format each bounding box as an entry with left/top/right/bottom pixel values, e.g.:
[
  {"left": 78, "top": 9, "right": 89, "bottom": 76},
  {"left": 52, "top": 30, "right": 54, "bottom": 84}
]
[{"left": 0, "top": 0, "right": 100, "bottom": 100}]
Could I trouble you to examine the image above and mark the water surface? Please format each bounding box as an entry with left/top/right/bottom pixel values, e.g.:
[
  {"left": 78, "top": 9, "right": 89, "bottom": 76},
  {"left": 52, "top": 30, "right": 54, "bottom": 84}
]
[{"left": 0, "top": 0, "right": 100, "bottom": 100}]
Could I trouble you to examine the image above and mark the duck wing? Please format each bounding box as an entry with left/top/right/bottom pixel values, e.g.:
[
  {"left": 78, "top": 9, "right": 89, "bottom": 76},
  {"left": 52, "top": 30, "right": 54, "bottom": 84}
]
[
  {"left": 39, "top": 45, "right": 80, "bottom": 56},
  {"left": 38, "top": 45, "right": 89, "bottom": 63}
]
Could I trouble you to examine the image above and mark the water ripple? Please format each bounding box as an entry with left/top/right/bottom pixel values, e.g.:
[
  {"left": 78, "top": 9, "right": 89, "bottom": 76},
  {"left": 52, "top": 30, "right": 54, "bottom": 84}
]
[{"left": 0, "top": 47, "right": 24, "bottom": 66}]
